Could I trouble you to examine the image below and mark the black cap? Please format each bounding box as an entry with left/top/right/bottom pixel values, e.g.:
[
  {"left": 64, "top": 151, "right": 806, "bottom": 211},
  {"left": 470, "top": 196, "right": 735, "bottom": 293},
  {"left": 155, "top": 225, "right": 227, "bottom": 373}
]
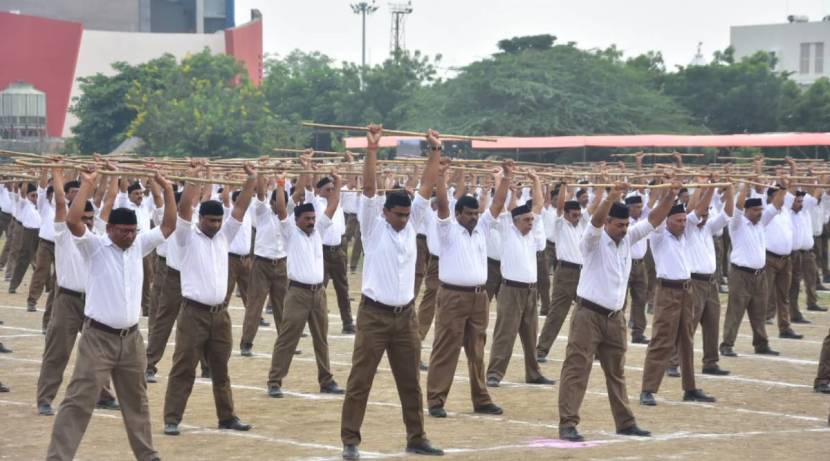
[
  {"left": 198, "top": 200, "right": 224, "bottom": 216},
  {"left": 454, "top": 195, "right": 479, "bottom": 213},
  {"left": 315, "top": 177, "right": 332, "bottom": 189},
  {"left": 127, "top": 182, "right": 142, "bottom": 194},
  {"left": 108, "top": 207, "right": 137, "bottom": 225},
  {"left": 609, "top": 202, "right": 629, "bottom": 219},
  {"left": 294, "top": 202, "right": 315, "bottom": 218},
  {"left": 511, "top": 204, "right": 531, "bottom": 217},
  {"left": 668, "top": 203, "right": 686, "bottom": 216},
  {"left": 624, "top": 195, "right": 642, "bottom": 205},
  {"left": 564, "top": 200, "right": 581, "bottom": 211},
  {"left": 384, "top": 191, "right": 412, "bottom": 209},
  {"left": 744, "top": 197, "right": 763, "bottom": 208}
]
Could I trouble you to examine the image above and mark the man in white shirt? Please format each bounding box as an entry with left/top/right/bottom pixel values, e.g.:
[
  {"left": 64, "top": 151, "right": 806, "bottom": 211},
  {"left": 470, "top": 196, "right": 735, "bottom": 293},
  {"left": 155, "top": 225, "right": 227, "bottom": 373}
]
[
  {"left": 626, "top": 194, "right": 652, "bottom": 344},
  {"left": 9, "top": 182, "right": 41, "bottom": 296},
  {"left": 27, "top": 170, "right": 60, "bottom": 316},
  {"left": 720, "top": 185, "right": 784, "bottom": 357},
  {"left": 639, "top": 193, "right": 717, "bottom": 407},
  {"left": 1, "top": 183, "right": 23, "bottom": 278},
  {"left": 221, "top": 188, "right": 253, "bottom": 310},
  {"left": 416, "top": 197, "right": 442, "bottom": 344},
  {"left": 808, "top": 191, "right": 830, "bottom": 305},
  {"left": 788, "top": 190, "right": 823, "bottom": 326},
  {"left": 162, "top": 162, "right": 256, "bottom": 436},
  {"left": 266, "top": 170, "right": 345, "bottom": 398},
  {"left": 558, "top": 181, "right": 675, "bottom": 442},
  {"left": 486, "top": 172, "right": 555, "bottom": 387},
  {"left": 47, "top": 166, "right": 176, "bottom": 461},
  {"left": 763, "top": 186, "right": 802, "bottom": 339},
  {"left": 240, "top": 176, "right": 289, "bottom": 356},
  {"left": 116, "top": 181, "right": 156, "bottom": 317},
  {"left": 537, "top": 185, "right": 590, "bottom": 362},
  {"left": 0, "top": 184, "right": 14, "bottom": 270},
  {"left": 340, "top": 125, "right": 444, "bottom": 460}
]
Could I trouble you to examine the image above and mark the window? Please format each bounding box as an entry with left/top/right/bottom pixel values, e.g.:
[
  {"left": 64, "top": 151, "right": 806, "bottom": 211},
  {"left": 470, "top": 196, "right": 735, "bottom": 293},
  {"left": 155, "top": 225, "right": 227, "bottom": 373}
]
[
  {"left": 816, "top": 42, "right": 825, "bottom": 74},
  {"left": 801, "top": 42, "right": 811, "bottom": 74}
]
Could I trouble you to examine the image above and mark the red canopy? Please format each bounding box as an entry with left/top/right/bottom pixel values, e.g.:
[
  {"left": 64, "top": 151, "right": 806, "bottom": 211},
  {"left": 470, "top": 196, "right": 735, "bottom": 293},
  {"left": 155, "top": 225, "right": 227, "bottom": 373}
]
[{"left": 343, "top": 132, "right": 830, "bottom": 150}]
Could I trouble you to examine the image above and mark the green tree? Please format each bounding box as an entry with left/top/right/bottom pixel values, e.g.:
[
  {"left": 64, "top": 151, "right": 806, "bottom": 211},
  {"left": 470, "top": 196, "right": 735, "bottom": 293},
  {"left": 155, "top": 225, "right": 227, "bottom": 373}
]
[{"left": 780, "top": 78, "right": 830, "bottom": 132}]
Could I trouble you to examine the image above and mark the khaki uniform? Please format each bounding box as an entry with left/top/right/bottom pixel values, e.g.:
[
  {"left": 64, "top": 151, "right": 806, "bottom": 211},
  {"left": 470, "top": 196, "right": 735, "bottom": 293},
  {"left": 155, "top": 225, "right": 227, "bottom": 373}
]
[
  {"left": 764, "top": 252, "right": 792, "bottom": 333},
  {"left": 417, "top": 255, "right": 440, "bottom": 341},
  {"left": 484, "top": 257, "right": 502, "bottom": 301},
  {"left": 486, "top": 282, "right": 544, "bottom": 382},
  {"left": 323, "top": 245, "right": 353, "bottom": 328},
  {"left": 537, "top": 263, "right": 581, "bottom": 358},
  {"left": 815, "top": 327, "right": 830, "bottom": 388},
  {"left": 721, "top": 265, "right": 770, "bottom": 351},
  {"left": 224, "top": 253, "right": 250, "bottom": 307},
  {"left": 27, "top": 238, "right": 54, "bottom": 307},
  {"left": 789, "top": 250, "right": 817, "bottom": 319},
  {"left": 670, "top": 276, "right": 721, "bottom": 370},
  {"left": 627, "top": 259, "right": 649, "bottom": 338},
  {"left": 642, "top": 282, "right": 696, "bottom": 393},
  {"left": 241, "top": 256, "right": 287, "bottom": 347},
  {"left": 536, "top": 250, "right": 551, "bottom": 315},
  {"left": 9, "top": 226, "right": 39, "bottom": 290},
  {"left": 0, "top": 217, "right": 19, "bottom": 270}
]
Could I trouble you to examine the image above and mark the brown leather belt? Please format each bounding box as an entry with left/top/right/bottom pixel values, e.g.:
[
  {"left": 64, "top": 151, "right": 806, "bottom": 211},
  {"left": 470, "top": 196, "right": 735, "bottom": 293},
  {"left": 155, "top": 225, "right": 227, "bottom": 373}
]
[
  {"left": 362, "top": 295, "right": 411, "bottom": 314},
  {"left": 503, "top": 279, "right": 536, "bottom": 289},
  {"left": 86, "top": 317, "right": 137, "bottom": 337},
  {"left": 441, "top": 282, "right": 486, "bottom": 293},
  {"left": 323, "top": 244, "right": 341, "bottom": 252},
  {"left": 658, "top": 278, "right": 691, "bottom": 289},
  {"left": 289, "top": 280, "right": 324, "bottom": 291},
  {"left": 57, "top": 287, "right": 84, "bottom": 299},
  {"left": 766, "top": 250, "right": 789, "bottom": 260},
  {"left": 157, "top": 255, "right": 166, "bottom": 263},
  {"left": 577, "top": 298, "right": 621, "bottom": 318},
  {"left": 487, "top": 257, "right": 500, "bottom": 265},
  {"left": 731, "top": 264, "right": 764, "bottom": 276},
  {"left": 255, "top": 255, "right": 286, "bottom": 265},
  {"left": 183, "top": 298, "right": 226, "bottom": 313},
  {"left": 558, "top": 260, "right": 582, "bottom": 271},
  {"left": 691, "top": 273, "right": 715, "bottom": 282}
]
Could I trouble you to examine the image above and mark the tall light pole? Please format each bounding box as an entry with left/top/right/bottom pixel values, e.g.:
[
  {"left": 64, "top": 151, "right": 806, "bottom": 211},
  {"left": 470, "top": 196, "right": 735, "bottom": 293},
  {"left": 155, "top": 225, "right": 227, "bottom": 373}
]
[{"left": 350, "top": 1, "right": 379, "bottom": 90}]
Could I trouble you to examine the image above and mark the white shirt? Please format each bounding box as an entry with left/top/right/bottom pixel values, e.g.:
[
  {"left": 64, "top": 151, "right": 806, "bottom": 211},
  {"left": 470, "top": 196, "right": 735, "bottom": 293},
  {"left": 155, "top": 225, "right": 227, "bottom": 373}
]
[
  {"left": 74, "top": 226, "right": 166, "bottom": 328},
  {"left": 498, "top": 213, "right": 546, "bottom": 283},
  {"left": 0, "top": 186, "right": 11, "bottom": 213},
  {"left": 281, "top": 212, "right": 333, "bottom": 284},
  {"left": 551, "top": 213, "right": 586, "bottom": 265},
  {"left": 729, "top": 207, "right": 778, "bottom": 269},
  {"left": 308, "top": 191, "right": 346, "bottom": 245},
  {"left": 359, "top": 193, "right": 429, "bottom": 306},
  {"left": 253, "top": 198, "right": 287, "bottom": 259},
  {"left": 115, "top": 192, "right": 153, "bottom": 233},
  {"left": 341, "top": 188, "right": 359, "bottom": 214},
  {"left": 685, "top": 210, "right": 730, "bottom": 275},
  {"left": 629, "top": 206, "right": 651, "bottom": 260},
  {"left": 176, "top": 215, "right": 242, "bottom": 306},
  {"left": 576, "top": 220, "right": 654, "bottom": 311},
  {"left": 37, "top": 187, "right": 55, "bottom": 241},
  {"left": 54, "top": 222, "right": 88, "bottom": 292},
  {"left": 791, "top": 194, "right": 818, "bottom": 251},
  {"left": 764, "top": 204, "right": 794, "bottom": 256},
  {"left": 227, "top": 205, "right": 253, "bottom": 256},
  {"left": 651, "top": 225, "right": 691, "bottom": 281},
  {"left": 437, "top": 209, "right": 496, "bottom": 286},
  {"left": 423, "top": 207, "right": 441, "bottom": 257},
  {"left": 19, "top": 199, "right": 41, "bottom": 230}
]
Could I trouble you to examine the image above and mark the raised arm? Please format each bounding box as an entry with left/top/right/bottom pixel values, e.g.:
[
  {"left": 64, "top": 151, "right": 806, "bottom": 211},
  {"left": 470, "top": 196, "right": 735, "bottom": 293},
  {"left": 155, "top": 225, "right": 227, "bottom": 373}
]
[
  {"left": 555, "top": 183, "right": 568, "bottom": 216},
  {"left": 417, "top": 129, "right": 442, "bottom": 199},
  {"left": 275, "top": 172, "right": 288, "bottom": 220},
  {"left": 231, "top": 162, "right": 257, "bottom": 222},
  {"left": 529, "top": 172, "right": 543, "bottom": 215},
  {"left": 52, "top": 167, "right": 67, "bottom": 223},
  {"left": 591, "top": 183, "right": 624, "bottom": 228},
  {"left": 489, "top": 160, "right": 514, "bottom": 217},
  {"left": 99, "top": 170, "right": 121, "bottom": 223},
  {"left": 154, "top": 172, "right": 177, "bottom": 238},
  {"left": 178, "top": 161, "right": 205, "bottom": 221},
  {"left": 436, "top": 161, "right": 451, "bottom": 220},
  {"left": 325, "top": 173, "right": 342, "bottom": 219},
  {"left": 723, "top": 183, "right": 735, "bottom": 217},
  {"left": 67, "top": 167, "right": 98, "bottom": 237},
  {"left": 648, "top": 182, "right": 681, "bottom": 228}
]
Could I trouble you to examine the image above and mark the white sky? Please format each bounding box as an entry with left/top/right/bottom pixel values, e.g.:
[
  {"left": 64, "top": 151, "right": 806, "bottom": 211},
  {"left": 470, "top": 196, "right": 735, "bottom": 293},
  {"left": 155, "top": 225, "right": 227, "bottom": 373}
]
[{"left": 235, "top": 0, "right": 830, "bottom": 73}]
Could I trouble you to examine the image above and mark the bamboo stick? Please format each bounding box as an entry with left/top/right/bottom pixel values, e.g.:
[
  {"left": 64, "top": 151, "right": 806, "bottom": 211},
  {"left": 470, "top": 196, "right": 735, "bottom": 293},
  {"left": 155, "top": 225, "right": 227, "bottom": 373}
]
[{"left": 301, "top": 122, "right": 498, "bottom": 142}]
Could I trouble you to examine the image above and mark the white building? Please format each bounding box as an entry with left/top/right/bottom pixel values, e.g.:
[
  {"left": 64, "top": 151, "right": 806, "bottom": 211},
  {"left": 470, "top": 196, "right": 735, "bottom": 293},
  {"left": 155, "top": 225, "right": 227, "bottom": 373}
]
[{"left": 731, "top": 16, "right": 830, "bottom": 86}]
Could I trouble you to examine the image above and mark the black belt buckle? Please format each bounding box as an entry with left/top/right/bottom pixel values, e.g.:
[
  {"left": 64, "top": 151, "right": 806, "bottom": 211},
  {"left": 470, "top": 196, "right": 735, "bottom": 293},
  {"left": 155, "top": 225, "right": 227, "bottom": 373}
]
[
  {"left": 474, "top": 285, "right": 484, "bottom": 294},
  {"left": 119, "top": 327, "right": 131, "bottom": 338},
  {"left": 393, "top": 305, "right": 406, "bottom": 314},
  {"left": 209, "top": 304, "right": 223, "bottom": 313},
  {"left": 607, "top": 309, "right": 620, "bottom": 319}
]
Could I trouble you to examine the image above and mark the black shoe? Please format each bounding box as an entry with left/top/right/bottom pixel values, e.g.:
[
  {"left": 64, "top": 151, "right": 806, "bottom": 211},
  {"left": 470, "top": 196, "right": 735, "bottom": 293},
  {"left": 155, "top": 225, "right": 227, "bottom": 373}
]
[
  {"left": 201, "top": 367, "right": 211, "bottom": 379},
  {"left": 666, "top": 367, "right": 680, "bottom": 378},
  {"left": 164, "top": 423, "right": 180, "bottom": 436},
  {"left": 267, "top": 386, "right": 283, "bottom": 398},
  {"left": 145, "top": 370, "right": 157, "bottom": 383},
  {"left": 7, "top": 288, "right": 15, "bottom": 294},
  {"left": 816, "top": 284, "right": 830, "bottom": 292},
  {"left": 301, "top": 332, "right": 309, "bottom": 338},
  {"left": 824, "top": 275, "right": 830, "bottom": 284},
  {"left": 406, "top": 440, "right": 444, "bottom": 456},
  {"left": 26, "top": 303, "right": 36, "bottom": 312},
  {"left": 559, "top": 426, "right": 584, "bottom": 442},
  {"left": 536, "top": 354, "right": 548, "bottom": 364},
  {"left": 702, "top": 366, "right": 730, "bottom": 376},
  {"left": 639, "top": 391, "right": 657, "bottom": 406},
  {"left": 631, "top": 335, "right": 650, "bottom": 344},
  {"left": 486, "top": 377, "right": 500, "bottom": 388},
  {"left": 779, "top": 329, "right": 804, "bottom": 340},
  {"left": 720, "top": 346, "right": 737, "bottom": 357},
  {"left": 814, "top": 383, "right": 830, "bottom": 394},
  {"left": 807, "top": 304, "right": 828, "bottom": 312},
  {"left": 683, "top": 388, "right": 716, "bottom": 402},
  {"left": 259, "top": 318, "right": 270, "bottom": 327},
  {"left": 473, "top": 403, "right": 503, "bottom": 415},
  {"left": 0, "top": 382, "right": 8, "bottom": 392},
  {"left": 321, "top": 382, "right": 345, "bottom": 395},
  {"left": 0, "top": 343, "right": 12, "bottom": 353},
  {"left": 294, "top": 349, "right": 302, "bottom": 355},
  {"left": 96, "top": 399, "right": 120, "bottom": 411},
  {"left": 428, "top": 406, "right": 446, "bottom": 418},
  {"left": 240, "top": 344, "right": 253, "bottom": 357},
  {"left": 419, "top": 361, "right": 428, "bottom": 371},
  {"left": 718, "top": 285, "right": 729, "bottom": 294},
  {"left": 218, "top": 417, "right": 252, "bottom": 431},
  {"left": 792, "top": 317, "right": 812, "bottom": 324},
  {"left": 646, "top": 303, "right": 653, "bottom": 314},
  {"left": 765, "top": 319, "right": 774, "bottom": 325},
  {"left": 38, "top": 404, "right": 55, "bottom": 416},
  {"left": 755, "top": 345, "right": 780, "bottom": 355},
  {"left": 342, "top": 444, "right": 360, "bottom": 460},
  {"left": 342, "top": 324, "right": 356, "bottom": 334},
  {"left": 617, "top": 425, "right": 651, "bottom": 437},
  {"left": 527, "top": 376, "right": 555, "bottom": 385}
]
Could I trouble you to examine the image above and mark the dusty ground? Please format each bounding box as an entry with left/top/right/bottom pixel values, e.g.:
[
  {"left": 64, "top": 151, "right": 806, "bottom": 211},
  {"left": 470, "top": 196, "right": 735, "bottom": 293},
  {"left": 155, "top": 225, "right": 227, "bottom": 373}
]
[{"left": 1, "top": 235, "right": 829, "bottom": 460}]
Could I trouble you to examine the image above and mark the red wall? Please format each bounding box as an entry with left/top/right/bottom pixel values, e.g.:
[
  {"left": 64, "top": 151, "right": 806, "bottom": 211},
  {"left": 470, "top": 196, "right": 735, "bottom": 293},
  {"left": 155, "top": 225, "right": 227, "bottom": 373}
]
[
  {"left": 224, "top": 18, "right": 263, "bottom": 85},
  {"left": 0, "top": 13, "right": 83, "bottom": 137}
]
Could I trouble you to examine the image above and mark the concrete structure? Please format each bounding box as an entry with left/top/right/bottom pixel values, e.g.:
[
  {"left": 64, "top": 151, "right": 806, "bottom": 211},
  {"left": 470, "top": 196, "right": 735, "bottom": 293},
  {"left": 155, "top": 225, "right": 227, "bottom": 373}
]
[
  {"left": 731, "top": 18, "right": 830, "bottom": 86},
  {"left": 0, "top": 0, "right": 235, "bottom": 33},
  {"left": 0, "top": 10, "right": 261, "bottom": 137}
]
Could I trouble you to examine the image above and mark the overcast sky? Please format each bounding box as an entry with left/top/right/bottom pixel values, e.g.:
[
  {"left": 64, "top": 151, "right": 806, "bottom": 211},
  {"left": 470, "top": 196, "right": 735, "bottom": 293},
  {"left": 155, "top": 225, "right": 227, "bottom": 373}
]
[{"left": 235, "top": 0, "right": 830, "bottom": 73}]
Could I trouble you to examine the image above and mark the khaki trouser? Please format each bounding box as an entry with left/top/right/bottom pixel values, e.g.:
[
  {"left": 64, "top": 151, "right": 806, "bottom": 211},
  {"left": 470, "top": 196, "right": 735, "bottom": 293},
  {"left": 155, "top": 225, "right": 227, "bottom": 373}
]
[
  {"left": 324, "top": 245, "right": 353, "bottom": 327},
  {"left": 546, "top": 241, "right": 558, "bottom": 276},
  {"left": 37, "top": 290, "right": 115, "bottom": 406},
  {"left": 644, "top": 245, "right": 657, "bottom": 306},
  {"left": 815, "top": 327, "right": 830, "bottom": 387},
  {"left": 417, "top": 255, "right": 440, "bottom": 341},
  {"left": 0, "top": 210, "right": 10, "bottom": 239},
  {"left": 642, "top": 282, "right": 696, "bottom": 393},
  {"left": 670, "top": 278, "right": 721, "bottom": 369},
  {"left": 822, "top": 223, "right": 830, "bottom": 278},
  {"left": 628, "top": 260, "right": 648, "bottom": 338},
  {"left": 224, "top": 254, "right": 250, "bottom": 307},
  {"left": 27, "top": 238, "right": 54, "bottom": 306},
  {"left": 164, "top": 300, "right": 236, "bottom": 425},
  {"left": 41, "top": 272, "right": 57, "bottom": 331},
  {"left": 486, "top": 283, "right": 544, "bottom": 382},
  {"left": 0, "top": 217, "right": 18, "bottom": 269},
  {"left": 537, "top": 264, "right": 580, "bottom": 358},
  {"left": 558, "top": 301, "right": 637, "bottom": 431},
  {"left": 414, "top": 236, "right": 429, "bottom": 298},
  {"left": 267, "top": 284, "right": 334, "bottom": 388},
  {"left": 241, "top": 257, "right": 287, "bottom": 347},
  {"left": 341, "top": 298, "right": 426, "bottom": 446},
  {"left": 147, "top": 268, "right": 179, "bottom": 373},
  {"left": 789, "top": 250, "right": 817, "bottom": 319},
  {"left": 47, "top": 321, "right": 156, "bottom": 461},
  {"left": 764, "top": 253, "right": 792, "bottom": 333},
  {"left": 484, "top": 258, "right": 502, "bottom": 302},
  {"left": 721, "top": 266, "right": 770, "bottom": 350},
  {"left": 426, "top": 285, "right": 492, "bottom": 409},
  {"left": 140, "top": 253, "right": 154, "bottom": 317},
  {"left": 721, "top": 229, "right": 732, "bottom": 280},
  {"left": 10, "top": 226, "right": 39, "bottom": 290},
  {"left": 537, "top": 249, "right": 551, "bottom": 316},
  {"left": 348, "top": 219, "right": 363, "bottom": 271},
  {"left": 146, "top": 255, "right": 167, "bottom": 340},
  {"left": 813, "top": 239, "right": 824, "bottom": 285}
]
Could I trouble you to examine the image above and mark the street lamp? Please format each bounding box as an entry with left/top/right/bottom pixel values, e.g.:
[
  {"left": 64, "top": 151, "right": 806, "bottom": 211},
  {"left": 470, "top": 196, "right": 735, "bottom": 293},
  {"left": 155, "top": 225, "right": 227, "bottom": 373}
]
[{"left": 350, "top": 1, "right": 379, "bottom": 90}]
